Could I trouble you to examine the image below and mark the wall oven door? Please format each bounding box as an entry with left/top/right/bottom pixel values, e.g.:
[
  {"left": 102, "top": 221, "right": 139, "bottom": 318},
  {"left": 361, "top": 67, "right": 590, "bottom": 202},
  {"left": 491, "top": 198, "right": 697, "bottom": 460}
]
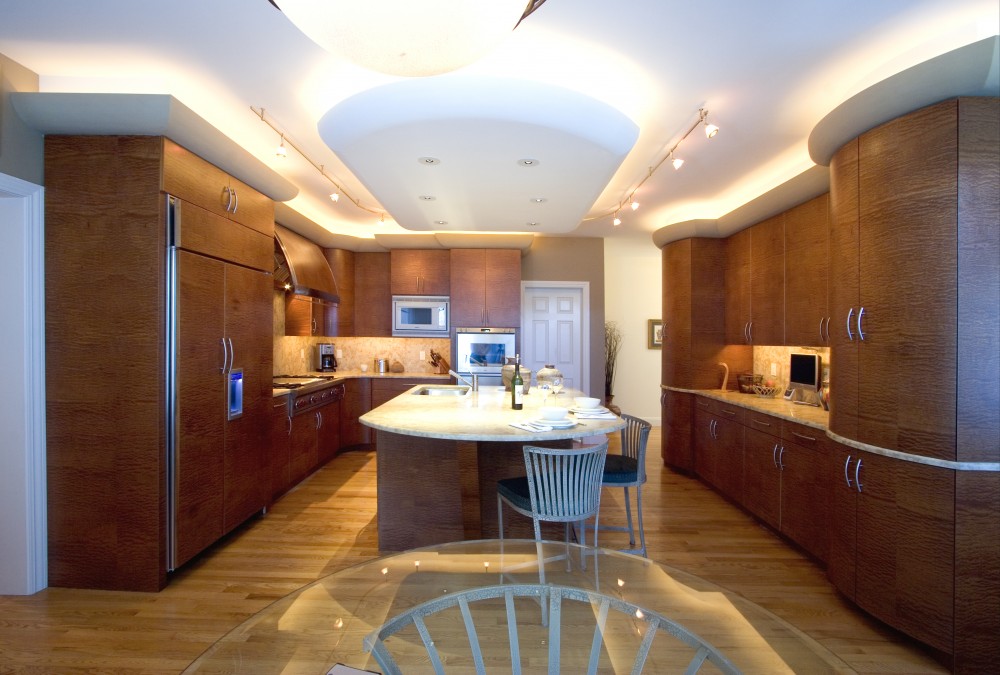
[{"left": 454, "top": 327, "right": 516, "bottom": 383}]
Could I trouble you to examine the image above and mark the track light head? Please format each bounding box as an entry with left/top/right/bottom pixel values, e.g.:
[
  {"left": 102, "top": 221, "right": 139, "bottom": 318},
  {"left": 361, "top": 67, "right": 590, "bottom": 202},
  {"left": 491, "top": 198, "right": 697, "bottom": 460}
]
[
  {"left": 670, "top": 152, "right": 684, "bottom": 170},
  {"left": 329, "top": 192, "right": 340, "bottom": 202},
  {"left": 700, "top": 108, "right": 719, "bottom": 138},
  {"left": 276, "top": 136, "right": 288, "bottom": 158},
  {"left": 613, "top": 212, "right": 622, "bottom": 227}
]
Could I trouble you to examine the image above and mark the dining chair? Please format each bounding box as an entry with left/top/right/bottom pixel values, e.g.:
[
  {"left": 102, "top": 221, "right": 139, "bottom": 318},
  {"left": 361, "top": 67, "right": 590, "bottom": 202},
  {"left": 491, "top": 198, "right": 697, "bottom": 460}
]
[
  {"left": 595, "top": 413, "right": 651, "bottom": 557},
  {"left": 497, "top": 441, "right": 608, "bottom": 624},
  {"left": 363, "top": 583, "right": 741, "bottom": 675}
]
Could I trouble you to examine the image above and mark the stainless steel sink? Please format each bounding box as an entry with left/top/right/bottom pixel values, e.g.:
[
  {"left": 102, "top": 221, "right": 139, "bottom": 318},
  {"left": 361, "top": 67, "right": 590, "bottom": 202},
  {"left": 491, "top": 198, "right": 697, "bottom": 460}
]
[{"left": 411, "top": 385, "right": 471, "bottom": 396}]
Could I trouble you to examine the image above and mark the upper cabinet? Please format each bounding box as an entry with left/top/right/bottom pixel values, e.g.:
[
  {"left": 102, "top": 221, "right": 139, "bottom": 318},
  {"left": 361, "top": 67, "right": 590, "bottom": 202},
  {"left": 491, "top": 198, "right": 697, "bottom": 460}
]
[
  {"left": 450, "top": 248, "right": 521, "bottom": 328},
  {"left": 162, "top": 138, "right": 274, "bottom": 236},
  {"left": 723, "top": 215, "right": 784, "bottom": 346},
  {"left": 355, "top": 252, "right": 392, "bottom": 337},
  {"left": 390, "top": 249, "right": 450, "bottom": 296},
  {"left": 827, "top": 98, "right": 1000, "bottom": 462},
  {"left": 784, "top": 194, "right": 830, "bottom": 346}
]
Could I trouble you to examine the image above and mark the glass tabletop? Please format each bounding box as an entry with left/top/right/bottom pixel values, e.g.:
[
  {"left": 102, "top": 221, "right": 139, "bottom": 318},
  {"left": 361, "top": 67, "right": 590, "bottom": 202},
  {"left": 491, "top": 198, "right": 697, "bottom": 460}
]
[{"left": 183, "top": 539, "right": 852, "bottom": 674}]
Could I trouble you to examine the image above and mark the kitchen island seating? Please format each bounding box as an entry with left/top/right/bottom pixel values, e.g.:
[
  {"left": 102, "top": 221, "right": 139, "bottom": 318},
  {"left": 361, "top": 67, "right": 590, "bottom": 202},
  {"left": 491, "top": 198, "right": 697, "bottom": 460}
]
[
  {"left": 363, "top": 582, "right": 741, "bottom": 675},
  {"left": 595, "top": 412, "right": 652, "bottom": 557},
  {"left": 497, "top": 441, "right": 609, "bottom": 624}
]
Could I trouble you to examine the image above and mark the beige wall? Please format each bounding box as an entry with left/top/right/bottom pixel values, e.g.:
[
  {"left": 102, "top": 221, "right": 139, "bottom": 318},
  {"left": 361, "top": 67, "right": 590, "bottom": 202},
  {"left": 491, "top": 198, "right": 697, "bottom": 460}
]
[
  {"left": 521, "top": 236, "right": 606, "bottom": 400},
  {"left": 0, "top": 53, "right": 43, "bottom": 184}
]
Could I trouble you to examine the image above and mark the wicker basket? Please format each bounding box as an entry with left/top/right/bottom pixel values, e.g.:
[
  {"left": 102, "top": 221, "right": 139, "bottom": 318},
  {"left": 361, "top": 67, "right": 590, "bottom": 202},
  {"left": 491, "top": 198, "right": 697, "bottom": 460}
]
[
  {"left": 752, "top": 384, "right": 780, "bottom": 398},
  {"left": 738, "top": 373, "right": 762, "bottom": 393}
]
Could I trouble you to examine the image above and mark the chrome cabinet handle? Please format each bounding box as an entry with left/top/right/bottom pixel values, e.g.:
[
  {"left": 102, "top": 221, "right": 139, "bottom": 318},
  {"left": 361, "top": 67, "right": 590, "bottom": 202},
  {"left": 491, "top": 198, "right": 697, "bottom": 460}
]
[
  {"left": 744, "top": 322, "right": 750, "bottom": 343},
  {"left": 231, "top": 187, "right": 238, "bottom": 214},
  {"left": 311, "top": 317, "right": 318, "bottom": 334},
  {"left": 777, "top": 446, "right": 785, "bottom": 470},
  {"left": 221, "top": 186, "right": 232, "bottom": 212},
  {"left": 286, "top": 415, "right": 292, "bottom": 436},
  {"left": 220, "top": 338, "right": 229, "bottom": 374},
  {"left": 819, "top": 318, "right": 825, "bottom": 343},
  {"left": 792, "top": 431, "right": 816, "bottom": 442},
  {"left": 854, "top": 457, "right": 863, "bottom": 493},
  {"left": 316, "top": 411, "right": 322, "bottom": 429},
  {"left": 772, "top": 443, "right": 780, "bottom": 468},
  {"left": 846, "top": 307, "right": 854, "bottom": 341},
  {"left": 747, "top": 321, "right": 753, "bottom": 343},
  {"left": 721, "top": 409, "right": 736, "bottom": 416},
  {"left": 227, "top": 338, "right": 234, "bottom": 373},
  {"left": 857, "top": 306, "right": 866, "bottom": 341},
  {"left": 844, "top": 455, "right": 853, "bottom": 488},
  {"left": 752, "top": 418, "right": 771, "bottom": 427}
]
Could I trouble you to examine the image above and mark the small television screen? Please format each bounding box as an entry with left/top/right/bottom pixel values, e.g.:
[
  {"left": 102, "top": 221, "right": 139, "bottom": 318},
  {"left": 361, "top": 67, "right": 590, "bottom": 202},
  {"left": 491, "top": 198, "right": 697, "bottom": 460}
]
[{"left": 789, "top": 353, "right": 821, "bottom": 391}]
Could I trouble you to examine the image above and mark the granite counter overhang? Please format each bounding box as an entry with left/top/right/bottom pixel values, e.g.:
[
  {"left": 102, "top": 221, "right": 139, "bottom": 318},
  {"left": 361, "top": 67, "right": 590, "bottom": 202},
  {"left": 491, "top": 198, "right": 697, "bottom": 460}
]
[{"left": 661, "top": 385, "right": 829, "bottom": 429}]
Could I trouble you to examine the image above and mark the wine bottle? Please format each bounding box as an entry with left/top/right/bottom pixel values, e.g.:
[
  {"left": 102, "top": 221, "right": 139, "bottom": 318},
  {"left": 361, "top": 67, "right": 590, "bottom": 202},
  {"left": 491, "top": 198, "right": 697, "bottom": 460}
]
[{"left": 511, "top": 354, "right": 524, "bottom": 410}]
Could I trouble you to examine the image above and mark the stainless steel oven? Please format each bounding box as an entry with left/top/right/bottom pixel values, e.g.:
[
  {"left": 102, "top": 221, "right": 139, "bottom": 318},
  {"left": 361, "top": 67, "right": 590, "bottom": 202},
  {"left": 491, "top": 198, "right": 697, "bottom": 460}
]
[{"left": 454, "top": 327, "right": 516, "bottom": 387}]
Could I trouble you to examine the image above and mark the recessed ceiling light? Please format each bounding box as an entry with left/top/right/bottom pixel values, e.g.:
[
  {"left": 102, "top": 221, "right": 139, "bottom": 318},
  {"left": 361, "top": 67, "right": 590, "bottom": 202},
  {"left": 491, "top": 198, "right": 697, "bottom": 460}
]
[
  {"left": 527, "top": 222, "right": 540, "bottom": 227},
  {"left": 530, "top": 197, "right": 547, "bottom": 203},
  {"left": 435, "top": 220, "right": 448, "bottom": 225},
  {"left": 517, "top": 158, "right": 540, "bottom": 167},
  {"left": 418, "top": 195, "right": 436, "bottom": 201},
  {"left": 418, "top": 157, "right": 440, "bottom": 165}
]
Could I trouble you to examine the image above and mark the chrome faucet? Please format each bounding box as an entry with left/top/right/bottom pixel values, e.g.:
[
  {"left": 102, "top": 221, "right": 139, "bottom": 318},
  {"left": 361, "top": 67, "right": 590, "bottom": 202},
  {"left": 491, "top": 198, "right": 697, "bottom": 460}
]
[{"left": 448, "top": 370, "right": 478, "bottom": 391}]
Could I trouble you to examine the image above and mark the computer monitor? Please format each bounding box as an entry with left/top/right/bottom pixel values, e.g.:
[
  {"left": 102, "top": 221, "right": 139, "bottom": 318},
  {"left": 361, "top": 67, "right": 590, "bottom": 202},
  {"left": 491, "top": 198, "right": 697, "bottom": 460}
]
[{"left": 789, "top": 353, "right": 821, "bottom": 391}]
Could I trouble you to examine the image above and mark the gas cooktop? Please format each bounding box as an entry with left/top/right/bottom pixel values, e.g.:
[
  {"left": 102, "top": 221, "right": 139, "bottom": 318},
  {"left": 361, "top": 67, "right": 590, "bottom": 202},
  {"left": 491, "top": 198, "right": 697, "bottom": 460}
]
[{"left": 273, "top": 374, "right": 340, "bottom": 390}]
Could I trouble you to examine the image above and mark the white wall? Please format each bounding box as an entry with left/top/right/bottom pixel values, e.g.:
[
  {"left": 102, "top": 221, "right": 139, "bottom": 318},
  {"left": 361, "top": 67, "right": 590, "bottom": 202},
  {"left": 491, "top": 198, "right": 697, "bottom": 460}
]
[
  {"left": 604, "top": 236, "right": 662, "bottom": 424},
  {"left": 0, "top": 174, "right": 47, "bottom": 594}
]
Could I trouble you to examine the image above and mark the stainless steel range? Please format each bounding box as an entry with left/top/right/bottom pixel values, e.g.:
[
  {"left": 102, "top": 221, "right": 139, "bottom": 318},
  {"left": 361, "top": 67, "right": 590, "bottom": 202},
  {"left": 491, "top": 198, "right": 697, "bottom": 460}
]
[{"left": 273, "top": 375, "right": 345, "bottom": 416}]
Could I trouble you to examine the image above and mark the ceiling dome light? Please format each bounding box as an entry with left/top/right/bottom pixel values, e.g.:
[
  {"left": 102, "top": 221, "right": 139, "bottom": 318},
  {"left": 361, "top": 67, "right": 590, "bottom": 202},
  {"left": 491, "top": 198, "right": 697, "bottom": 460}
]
[{"left": 276, "top": 0, "right": 530, "bottom": 77}]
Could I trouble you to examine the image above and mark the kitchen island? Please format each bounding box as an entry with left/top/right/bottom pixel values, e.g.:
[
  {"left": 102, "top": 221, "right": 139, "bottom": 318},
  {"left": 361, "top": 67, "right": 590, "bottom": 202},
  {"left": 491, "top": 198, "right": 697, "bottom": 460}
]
[{"left": 361, "top": 386, "right": 626, "bottom": 550}]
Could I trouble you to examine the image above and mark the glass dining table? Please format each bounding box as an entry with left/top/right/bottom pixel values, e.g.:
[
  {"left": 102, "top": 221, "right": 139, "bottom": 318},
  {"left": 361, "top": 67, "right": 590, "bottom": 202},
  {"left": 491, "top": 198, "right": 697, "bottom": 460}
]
[{"left": 183, "top": 539, "right": 852, "bottom": 674}]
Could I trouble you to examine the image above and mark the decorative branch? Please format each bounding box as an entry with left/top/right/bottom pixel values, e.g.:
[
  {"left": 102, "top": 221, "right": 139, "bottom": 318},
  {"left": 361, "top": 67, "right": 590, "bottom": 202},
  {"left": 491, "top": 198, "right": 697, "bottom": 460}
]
[{"left": 604, "top": 321, "right": 623, "bottom": 397}]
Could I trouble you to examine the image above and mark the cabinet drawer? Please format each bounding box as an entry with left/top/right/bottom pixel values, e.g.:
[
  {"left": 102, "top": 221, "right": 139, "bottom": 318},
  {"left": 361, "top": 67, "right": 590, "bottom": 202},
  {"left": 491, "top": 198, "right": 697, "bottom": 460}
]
[
  {"left": 782, "top": 419, "right": 829, "bottom": 450},
  {"left": 711, "top": 400, "right": 746, "bottom": 425},
  {"left": 747, "top": 410, "right": 780, "bottom": 436}
]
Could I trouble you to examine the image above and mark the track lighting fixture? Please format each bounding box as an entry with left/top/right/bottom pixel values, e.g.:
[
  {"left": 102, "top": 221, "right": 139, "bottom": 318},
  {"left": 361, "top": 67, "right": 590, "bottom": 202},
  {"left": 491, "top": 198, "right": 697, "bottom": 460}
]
[
  {"left": 700, "top": 108, "right": 719, "bottom": 138},
  {"left": 589, "top": 105, "right": 722, "bottom": 229},
  {"left": 252, "top": 106, "right": 386, "bottom": 220}
]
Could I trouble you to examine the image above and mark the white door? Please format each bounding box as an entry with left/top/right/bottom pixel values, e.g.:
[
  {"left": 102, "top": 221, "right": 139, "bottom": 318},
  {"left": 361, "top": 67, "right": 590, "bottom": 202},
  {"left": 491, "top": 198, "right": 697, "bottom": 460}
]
[{"left": 521, "top": 282, "right": 589, "bottom": 394}]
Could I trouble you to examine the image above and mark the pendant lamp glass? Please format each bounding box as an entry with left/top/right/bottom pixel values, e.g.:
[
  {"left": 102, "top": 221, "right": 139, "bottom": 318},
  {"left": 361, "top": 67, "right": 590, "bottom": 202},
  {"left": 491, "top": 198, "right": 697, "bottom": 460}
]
[{"left": 277, "top": 0, "right": 529, "bottom": 76}]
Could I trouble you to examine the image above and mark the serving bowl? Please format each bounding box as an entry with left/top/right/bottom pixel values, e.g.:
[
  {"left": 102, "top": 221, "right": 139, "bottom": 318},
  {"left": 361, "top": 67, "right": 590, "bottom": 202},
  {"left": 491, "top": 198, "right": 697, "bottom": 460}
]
[
  {"left": 574, "top": 397, "right": 601, "bottom": 409},
  {"left": 539, "top": 406, "right": 569, "bottom": 421}
]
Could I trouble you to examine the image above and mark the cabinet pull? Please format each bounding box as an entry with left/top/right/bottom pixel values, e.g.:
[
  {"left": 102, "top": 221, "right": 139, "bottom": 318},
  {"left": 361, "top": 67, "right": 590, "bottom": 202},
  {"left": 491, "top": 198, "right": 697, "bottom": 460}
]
[
  {"left": 231, "top": 187, "right": 239, "bottom": 214},
  {"left": 792, "top": 430, "right": 816, "bottom": 442},
  {"left": 744, "top": 322, "right": 750, "bottom": 343},
  {"left": 747, "top": 321, "right": 753, "bottom": 343},
  {"left": 846, "top": 307, "right": 854, "bottom": 341},
  {"left": 844, "top": 455, "right": 853, "bottom": 488},
  {"left": 772, "top": 443, "right": 780, "bottom": 468},
  {"left": 752, "top": 418, "right": 771, "bottom": 427},
  {"left": 777, "top": 445, "right": 786, "bottom": 470},
  {"left": 286, "top": 415, "right": 292, "bottom": 436},
  {"left": 311, "top": 317, "right": 318, "bottom": 334},
  {"left": 709, "top": 419, "right": 717, "bottom": 439},
  {"left": 819, "top": 318, "right": 825, "bottom": 343},
  {"left": 227, "top": 338, "right": 234, "bottom": 374},
  {"left": 857, "top": 306, "right": 866, "bottom": 341},
  {"left": 316, "top": 411, "right": 322, "bottom": 429},
  {"left": 721, "top": 409, "right": 736, "bottom": 416},
  {"left": 220, "top": 338, "right": 229, "bottom": 374},
  {"left": 854, "top": 457, "right": 863, "bottom": 493},
  {"left": 221, "top": 186, "right": 232, "bottom": 212}
]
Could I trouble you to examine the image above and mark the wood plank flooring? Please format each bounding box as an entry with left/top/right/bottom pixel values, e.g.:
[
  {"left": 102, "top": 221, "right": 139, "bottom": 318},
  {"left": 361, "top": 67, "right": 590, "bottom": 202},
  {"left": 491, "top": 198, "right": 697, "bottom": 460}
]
[{"left": 0, "top": 428, "right": 949, "bottom": 673}]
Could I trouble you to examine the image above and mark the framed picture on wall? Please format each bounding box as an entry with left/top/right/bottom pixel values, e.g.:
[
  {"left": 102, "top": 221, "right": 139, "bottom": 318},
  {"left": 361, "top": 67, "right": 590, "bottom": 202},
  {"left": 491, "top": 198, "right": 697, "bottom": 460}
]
[{"left": 648, "top": 319, "right": 663, "bottom": 349}]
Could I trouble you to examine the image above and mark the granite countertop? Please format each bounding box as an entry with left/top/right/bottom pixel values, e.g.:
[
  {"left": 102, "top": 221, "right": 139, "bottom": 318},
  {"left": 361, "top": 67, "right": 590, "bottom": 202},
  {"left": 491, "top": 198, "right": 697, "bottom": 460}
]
[
  {"left": 272, "top": 371, "right": 450, "bottom": 398},
  {"left": 661, "top": 385, "right": 829, "bottom": 430},
  {"left": 361, "top": 386, "right": 626, "bottom": 441}
]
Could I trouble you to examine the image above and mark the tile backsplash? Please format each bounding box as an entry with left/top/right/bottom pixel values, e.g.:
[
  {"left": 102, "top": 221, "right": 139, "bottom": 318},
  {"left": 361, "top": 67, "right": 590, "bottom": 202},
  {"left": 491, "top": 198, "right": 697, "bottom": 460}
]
[
  {"left": 752, "top": 345, "right": 831, "bottom": 388},
  {"left": 273, "top": 291, "right": 451, "bottom": 374}
]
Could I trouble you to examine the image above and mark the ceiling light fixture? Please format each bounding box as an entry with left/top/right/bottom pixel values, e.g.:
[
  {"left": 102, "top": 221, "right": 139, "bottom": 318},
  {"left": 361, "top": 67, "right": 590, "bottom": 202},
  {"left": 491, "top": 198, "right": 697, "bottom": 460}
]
[
  {"left": 276, "top": 135, "right": 288, "bottom": 158},
  {"left": 251, "top": 106, "right": 385, "bottom": 218},
  {"left": 590, "top": 106, "right": 721, "bottom": 228},
  {"left": 700, "top": 108, "right": 720, "bottom": 138},
  {"left": 273, "top": 0, "right": 545, "bottom": 77},
  {"left": 518, "top": 158, "right": 540, "bottom": 167}
]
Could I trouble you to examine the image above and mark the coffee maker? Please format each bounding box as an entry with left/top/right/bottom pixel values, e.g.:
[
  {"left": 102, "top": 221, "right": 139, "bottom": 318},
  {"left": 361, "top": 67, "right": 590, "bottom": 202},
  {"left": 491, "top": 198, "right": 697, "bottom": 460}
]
[{"left": 317, "top": 343, "right": 337, "bottom": 372}]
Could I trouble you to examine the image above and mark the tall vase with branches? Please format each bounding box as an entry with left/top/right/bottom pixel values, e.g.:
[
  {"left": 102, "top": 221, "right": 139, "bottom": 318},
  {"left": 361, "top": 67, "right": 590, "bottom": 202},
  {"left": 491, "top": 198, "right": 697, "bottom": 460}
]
[{"left": 604, "top": 321, "right": 623, "bottom": 403}]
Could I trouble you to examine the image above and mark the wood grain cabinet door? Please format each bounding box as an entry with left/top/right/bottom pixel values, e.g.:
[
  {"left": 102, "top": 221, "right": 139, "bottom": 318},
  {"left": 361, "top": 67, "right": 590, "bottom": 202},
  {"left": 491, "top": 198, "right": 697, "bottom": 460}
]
[
  {"left": 724, "top": 229, "right": 751, "bottom": 345},
  {"left": 748, "top": 214, "right": 784, "bottom": 345},
  {"left": 778, "top": 429, "right": 831, "bottom": 563},
  {"left": 222, "top": 263, "right": 272, "bottom": 531},
  {"left": 827, "top": 445, "right": 858, "bottom": 599},
  {"left": 784, "top": 194, "right": 830, "bottom": 346},
  {"left": 390, "top": 249, "right": 450, "bottom": 295},
  {"left": 175, "top": 250, "right": 226, "bottom": 568},
  {"left": 450, "top": 249, "right": 520, "bottom": 328},
  {"left": 743, "top": 426, "right": 781, "bottom": 530},
  {"left": 854, "top": 451, "right": 955, "bottom": 653}
]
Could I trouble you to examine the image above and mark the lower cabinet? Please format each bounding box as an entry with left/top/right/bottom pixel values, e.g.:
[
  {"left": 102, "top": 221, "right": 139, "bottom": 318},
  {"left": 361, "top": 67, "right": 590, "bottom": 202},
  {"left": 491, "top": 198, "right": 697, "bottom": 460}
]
[
  {"left": 661, "top": 389, "right": 694, "bottom": 472},
  {"left": 341, "top": 378, "right": 372, "bottom": 448},
  {"left": 829, "top": 446, "right": 955, "bottom": 655},
  {"left": 371, "top": 377, "right": 442, "bottom": 409},
  {"left": 693, "top": 400, "right": 744, "bottom": 502},
  {"left": 316, "top": 397, "right": 342, "bottom": 466},
  {"left": 743, "top": 423, "right": 782, "bottom": 530},
  {"left": 270, "top": 397, "right": 292, "bottom": 502}
]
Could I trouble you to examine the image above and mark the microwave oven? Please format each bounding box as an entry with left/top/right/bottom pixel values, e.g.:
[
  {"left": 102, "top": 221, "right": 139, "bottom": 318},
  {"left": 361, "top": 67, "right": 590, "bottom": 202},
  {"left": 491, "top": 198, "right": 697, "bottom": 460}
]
[{"left": 392, "top": 295, "right": 450, "bottom": 337}]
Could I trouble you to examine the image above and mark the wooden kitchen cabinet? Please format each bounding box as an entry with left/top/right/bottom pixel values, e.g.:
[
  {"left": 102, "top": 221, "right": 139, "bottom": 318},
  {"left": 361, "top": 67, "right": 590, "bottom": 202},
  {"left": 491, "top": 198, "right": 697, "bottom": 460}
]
[
  {"left": 340, "top": 377, "right": 372, "bottom": 449},
  {"left": 693, "top": 399, "right": 744, "bottom": 502},
  {"left": 162, "top": 138, "right": 273, "bottom": 235},
  {"left": 316, "top": 395, "right": 342, "bottom": 466},
  {"left": 450, "top": 248, "right": 521, "bottom": 328},
  {"left": 390, "top": 249, "right": 450, "bottom": 296},
  {"left": 829, "top": 447, "right": 955, "bottom": 655},
  {"left": 270, "top": 396, "right": 292, "bottom": 502},
  {"left": 370, "top": 377, "right": 443, "bottom": 409},
  {"left": 355, "top": 252, "right": 391, "bottom": 336},
  {"left": 748, "top": 214, "right": 785, "bottom": 345},
  {"left": 288, "top": 410, "right": 320, "bottom": 487},
  {"left": 742, "top": 420, "right": 782, "bottom": 530},
  {"left": 45, "top": 135, "right": 275, "bottom": 592},
  {"left": 783, "top": 194, "right": 830, "bottom": 346},
  {"left": 660, "top": 388, "right": 693, "bottom": 472},
  {"left": 724, "top": 228, "right": 751, "bottom": 345},
  {"left": 285, "top": 295, "right": 338, "bottom": 337},
  {"left": 828, "top": 98, "right": 999, "bottom": 461},
  {"left": 778, "top": 419, "right": 831, "bottom": 562},
  {"left": 325, "top": 248, "right": 356, "bottom": 337}
]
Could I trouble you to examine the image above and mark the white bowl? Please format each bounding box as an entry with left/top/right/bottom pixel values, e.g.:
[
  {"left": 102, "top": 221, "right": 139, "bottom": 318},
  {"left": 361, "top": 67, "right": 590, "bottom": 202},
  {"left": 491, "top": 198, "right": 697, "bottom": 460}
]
[
  {"left": 539, "top": 406, "right": 569, "bottom": 421},
  {"left": 574, "top": 397, "right": 601, "bottom": 409}
]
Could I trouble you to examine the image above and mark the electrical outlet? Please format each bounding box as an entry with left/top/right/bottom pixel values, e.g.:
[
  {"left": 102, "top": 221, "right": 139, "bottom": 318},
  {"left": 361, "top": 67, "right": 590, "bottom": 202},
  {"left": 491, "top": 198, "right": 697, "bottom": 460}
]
[
  {"left": 300, "top": 349, "right": 305, "bottom": 359},
  {"left": 770, "top": 362, "right": 777, "bottom": 376},
  {"left": 419, "top": 350, "right": 426, "bottom": 361},
  {"left": 336, "top": 349, "right": 343, "bottom": 359}
]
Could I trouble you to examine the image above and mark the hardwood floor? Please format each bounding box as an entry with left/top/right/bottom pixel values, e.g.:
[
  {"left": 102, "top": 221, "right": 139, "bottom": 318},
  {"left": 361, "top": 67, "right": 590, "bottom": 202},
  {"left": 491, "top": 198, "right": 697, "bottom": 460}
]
[{"left": 0, "top": 428, "right": 948, "bottom": 673}]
